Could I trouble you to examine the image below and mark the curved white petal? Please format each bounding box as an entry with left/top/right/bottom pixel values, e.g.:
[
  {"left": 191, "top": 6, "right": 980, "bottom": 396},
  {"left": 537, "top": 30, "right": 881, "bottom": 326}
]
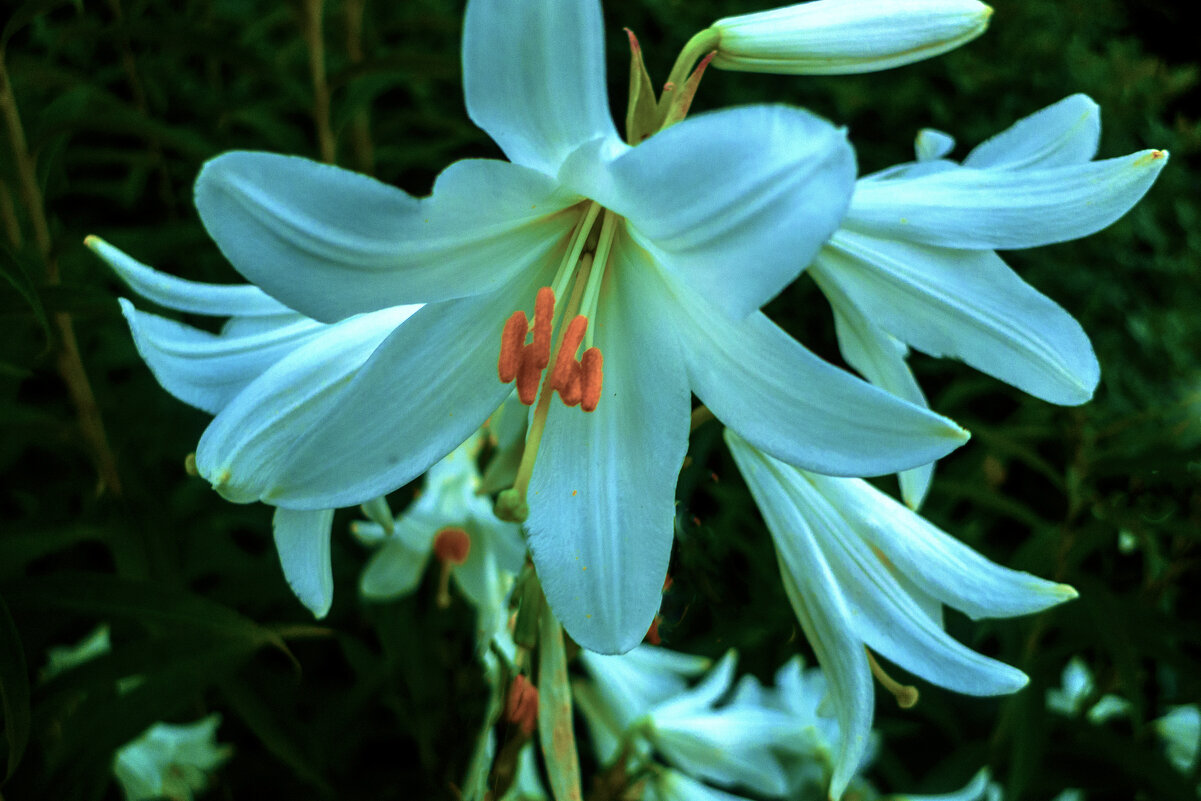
[
  {"left": 816, "top": 230, "right": 1099, "bottom": 405},
  {"left": 581, "top": 646, "right": 712, "bottom": 729},
  {"left": 195, "top": 152, "right": 578, "bottom": 321},
  {"left": 662, "top": 273, "right": 967, "bottom": 476},
  {"left": 87, "top": 236, "right": 287, "bottom": 317},
  {"left": 360, "top": 536, "right": 432, "bottom": 600},
  {"left": 781, "top": 466, "right": 1030, "bottom": 695},
  {"left": 845, "top": 149, "right": 1168, "bottom": 250},
  {"left": 560, "top": 105, "right": 855, "bottom": 319},
  {"left": 119, "top": 299, "right": 328, "bottom": 415},
  {"left": 262, "top": 267, "right": 554, "bottom": 509},
  {"left": 462, "top": 0, "right": 618, "bottom": 175},
  {"left": 964, "top": 94, "right": 1100, "bottom": 170},
  {"left": 526, "top": 244, "right": 691, "bottom": 654},
  {"left": 814, "top": 269, "right": 934, "bottom": 508},
  {"left": 723, "top": 431, "right": 874, "bottom": 801},
  {"left": 916, "top": 129, "right": 956, "bottom": 162},
  {"left": 272, "top": 507, "right": 335, "bottom": 618},
  {"left": 194, "top": 304, "right": 420, "bottom": 504},
  {"left": 801, "top": 473, "right": 1077, "bottom": 620}
]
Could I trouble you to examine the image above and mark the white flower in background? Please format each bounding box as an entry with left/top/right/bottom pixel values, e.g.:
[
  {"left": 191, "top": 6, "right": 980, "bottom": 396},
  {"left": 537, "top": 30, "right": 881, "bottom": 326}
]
[
  {"left": 86, "top": 236, "right": 420, "bottom": 618},
  {"left": 575, "top": 646, "right": 868, "bottom": 799},
  {"left": 187, "top": 0, "right": 967, "bottom": 655},
  {"left": 709, "top": 0, "right": 992, "bottom": 75},
  {"left": 808, "top": 94, "right": 1167, "bottom": 507},
  {"left": 351, "top": 429, "right": 526, "bottom": 647},
  {"left": 1045, "top": 656, "right": 1131, "bottom": 724},
  {"left": 893, "top": 769, "right": 1083, "bottom": 801},
  {"left": 113, "top": 715, "right": 232, "bottom": 801},
  {"left": 43, "top": 624, "right": 114, "bottom": 679},
  {"left": 1153, "top": 705, "right": 1200, "bottom": 775},
  {"left": 725, "top": 430, "right": 1077, "bottom": 799}
]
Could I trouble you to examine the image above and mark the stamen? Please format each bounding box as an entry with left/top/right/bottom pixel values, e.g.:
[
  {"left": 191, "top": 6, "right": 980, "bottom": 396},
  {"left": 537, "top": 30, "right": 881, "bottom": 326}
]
[
  {"left": 559, "top": 362, "right": 583, "bottom": 407},
  {"left": 498, "top": 310, "right": 528, "bottom": 383},
  {"left": 434, "top": 526, "right": 471, "bottom": 565},
  {"left": 866, "top": 648, "right": 919, "bottom": 709},
  {"left": 550, "top": 315, "right": 588, "bottom": 389},
  {"left": 530, "top": 286, "right": 555, "bottom": 368},
  {"left": 515, "top": 347, "right": 542, "bottom": 406},
  {"left": 580, "top": 348, "right": 603, "bottom": 413}
]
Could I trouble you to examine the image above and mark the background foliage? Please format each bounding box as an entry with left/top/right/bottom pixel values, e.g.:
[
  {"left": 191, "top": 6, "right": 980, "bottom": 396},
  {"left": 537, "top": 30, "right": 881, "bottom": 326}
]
[{"left": 0, "top": 0, "right": 1197, "bottom": 799}]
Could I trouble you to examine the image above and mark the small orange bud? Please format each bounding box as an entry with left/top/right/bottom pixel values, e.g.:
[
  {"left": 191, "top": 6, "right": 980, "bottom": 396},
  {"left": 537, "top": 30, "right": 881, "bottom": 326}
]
[{"left": 505, "top": 674, "right": 539, "bottom": 736}]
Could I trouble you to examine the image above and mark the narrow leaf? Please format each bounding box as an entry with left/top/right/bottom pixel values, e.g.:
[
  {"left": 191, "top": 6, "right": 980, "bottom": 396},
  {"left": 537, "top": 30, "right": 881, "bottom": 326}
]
[{"left": 538, "top": 608, "right": 582, "bottom": 801}]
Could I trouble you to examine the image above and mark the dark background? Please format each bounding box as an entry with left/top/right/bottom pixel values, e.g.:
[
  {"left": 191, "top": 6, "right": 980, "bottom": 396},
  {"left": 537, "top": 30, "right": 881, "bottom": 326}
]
[{"left": 1, "top": 0, "right": 1198, "bottom": 799}]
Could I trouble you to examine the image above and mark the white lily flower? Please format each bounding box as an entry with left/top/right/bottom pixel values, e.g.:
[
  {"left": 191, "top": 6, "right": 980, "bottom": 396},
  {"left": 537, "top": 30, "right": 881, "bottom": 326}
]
[
  {"left": 1045, "top": 656, "right": 1131, "bottom": 723},
  {"left": 87, "top": 236, "right": 421, "bottom": 618},
  {"left": 809, "top": 94, "right": 1168, "bottom": 507},
  {"left": 710, "top": 0, "right": 992, "bottom": 75},
  {"left": 351, "top": 430, "right": 526, "bottom": 647},
  {"left": 189, "top": 0, "right": 968, "bottom": 654},
  {"left": 112, "top": 715, "right": 232, "bottom": 801},
  {"left": 725, "top": 430, "right": 1077, "bottom": 800}
]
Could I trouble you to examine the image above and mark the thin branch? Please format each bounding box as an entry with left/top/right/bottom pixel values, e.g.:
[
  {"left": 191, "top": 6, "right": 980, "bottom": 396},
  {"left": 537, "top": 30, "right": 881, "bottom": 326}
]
[{"left": 301, "top": 0, "right": 336, "bottom": 163}]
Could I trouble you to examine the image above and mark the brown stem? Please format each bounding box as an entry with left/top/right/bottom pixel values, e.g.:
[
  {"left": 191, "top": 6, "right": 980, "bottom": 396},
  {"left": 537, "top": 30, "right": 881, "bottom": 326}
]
[
  {"left": 301, "top": 0, "right": 336, "bottom": 163},
  {"left": 344, "top": 0, "right": 374, "bottom": 174},
  {"left": 0, "top": 178, "right": 23, "bottom": 247},
  {"left": 0, "top": 54, "right": 123, "bottom": 496}
]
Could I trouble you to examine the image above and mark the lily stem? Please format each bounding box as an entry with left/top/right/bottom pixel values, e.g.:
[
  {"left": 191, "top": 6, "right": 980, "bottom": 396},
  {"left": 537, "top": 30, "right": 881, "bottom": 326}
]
[
  {"left": 301, "top": 0, "right": 336, "bottom": 163},
  {"left": 0, "top": 52, "right": 123, "bottom": 496}
]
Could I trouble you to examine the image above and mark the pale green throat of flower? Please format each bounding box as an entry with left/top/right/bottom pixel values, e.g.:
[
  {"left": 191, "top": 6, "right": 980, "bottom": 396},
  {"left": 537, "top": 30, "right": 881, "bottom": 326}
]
[{"left": 494, "top": 29, "right": 721, "bottom": 524}]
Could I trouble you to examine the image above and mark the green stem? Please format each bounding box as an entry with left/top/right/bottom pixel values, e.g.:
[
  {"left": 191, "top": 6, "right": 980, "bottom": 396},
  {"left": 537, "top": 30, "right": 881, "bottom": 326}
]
[
  {"left": 344, "top": 0, "right": 374, "bottom": 174},
  {"left": 301, "top": 0, "right": 336, "bottom": 163},
  {"left": 660, "top": 28, "right": 721, "bottom": 104}
]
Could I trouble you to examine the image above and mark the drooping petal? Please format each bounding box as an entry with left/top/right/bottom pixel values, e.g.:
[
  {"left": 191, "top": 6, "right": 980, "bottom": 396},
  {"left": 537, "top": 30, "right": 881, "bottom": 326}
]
[
  {"left": 526, "top": 243, "right": 691, "bottom": 654},
  {"left": 800, "top": 472, "right": 1077, "bottom": 620},
  {"left": 195, "top": 152, "right": 578, "bottom": 321},
  {"left": 194, "top": 304, "right": 419, "bottom": 504},
  {"left": 815, "top": 230, "right": 1100, "bottom": 405},
  {"left": 560, "top": 105, "right": 855, "bottom": 319},
  {"left": 661, "top": 272, "right": 967, "bottom": 476},
  {"left": 581, "top": 646, "right": 713, "bottom": 729},
  {"left": 709, "top": 0, "right": 992, "bottom": 76},
  {"left": 462, "top": 0, "right": 619, "bottom": 175},
  {"left": 915, "top": 129, "right": 956, "bottom": 162},
  {"left": 723, "top": 431, "right": 874, "bottom": 801},
  {"left": 813, "top": 269, "right": 934, "bottom": 508},
  {"left": 964, "top": 94, "right": 1100, "bottom": 170},
  {"left": 272, "top": 507, "right": 336, "bottom": 618},
  {"left": 845, "top": 149, "right": 1168, "bottom": 250},
  {"left": 260, "top": 266, "right": 554, "bottom": 509},
  {"left": 87, "top": 236, "right": 287, "bottom": 317},
  {"left": 118, "top": 299, "right": 328, "bottom": 415},
  {"left": 781, "top": 466, "right": 1030, "bottom": 695}
]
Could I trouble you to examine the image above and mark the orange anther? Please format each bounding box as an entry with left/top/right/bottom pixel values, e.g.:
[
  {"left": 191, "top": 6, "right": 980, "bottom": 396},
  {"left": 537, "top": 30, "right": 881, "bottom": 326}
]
[
  {"left": 530, "top": 287, "right": 555, "bottom": 369},
  {"left": 580, "top": 347, "right": 603, "bottom": 412},
  {"left": 434, "top": 527, "right": 471, "bottom": 565},
  {"left": 550, "top": 315, "right": 588, "bottom": 388},
  {"left": 559, "top": 362, "right": 583, "bottom": 407},
  {"left": 498, "top": 311, "right": 528, "bottom": 383},
  {"left": 516, "top": 347, "right": 543, "bottom": 405}
]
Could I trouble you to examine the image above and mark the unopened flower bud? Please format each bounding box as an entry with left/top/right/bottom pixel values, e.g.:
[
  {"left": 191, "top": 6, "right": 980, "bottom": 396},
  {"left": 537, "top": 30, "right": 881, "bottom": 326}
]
[
  {"left": 505, "top": 675, "right": 539, "bottom": 737},
  {"left": 709, "top": 0, "right": 992, "bottom": 76}
]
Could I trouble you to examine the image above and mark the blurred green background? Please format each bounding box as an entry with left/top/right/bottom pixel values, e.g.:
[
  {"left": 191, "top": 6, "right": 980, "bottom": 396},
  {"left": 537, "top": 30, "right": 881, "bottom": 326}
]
[{"left": 1, "top": 0, "right": 1198, "bottom": 799}]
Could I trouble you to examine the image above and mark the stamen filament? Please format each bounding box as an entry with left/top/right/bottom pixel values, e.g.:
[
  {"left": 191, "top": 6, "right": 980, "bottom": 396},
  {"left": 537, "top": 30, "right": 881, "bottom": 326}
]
[
  {"left": 579, "top": 210, "right": 620, "bottom": 350},
  {"left": 866, "top": 648, "right": 920, "bottom": 709},
  {"left": 551, "top": 201, "right": 603, "bottom": 306}
]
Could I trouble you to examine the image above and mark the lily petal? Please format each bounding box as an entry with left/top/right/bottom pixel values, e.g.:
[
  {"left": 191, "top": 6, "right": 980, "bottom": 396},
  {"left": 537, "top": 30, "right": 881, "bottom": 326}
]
[
  {"left": 195, "top": 152, "right": 578, "bottom": 321},
  {"left": 360, "top": 534, "right": 433, "bottom": 600},
  {"left": 845, "top": 149, "right": 1168, "bottom": 250},
  {"left": 814, "top": 269, "right": 934, "bottom": 508},
  {"left": 272, "top": 507, "right": 336, "bottom": 618},
  {"left": 462, "top": 0, "right": 619, "bottom": 175},
  {"left": 261, "top": 268, "right": 553, "bottom": 509},
  {"left": 526, "top": 242, "right": 691, "bottom": 654},
  {"left": 801, "top": 472, "right": 1078, "bottom": 620},
  {"left": 815, "top": 230, "right": 1100, "bottom": 405},
  {"left": 87, "top": 236, "right": 287, "bottom": 317},
  {"left": 662, "top": 273, "right": 967, "bottom": 476},
  {"left": 194, "top": 304, "right": 419, "bottom": 504},
  {"left": 119, "top": 300, "right": 327, "bottom": 415},
  {"left": 561, "top": 105, "right": 855, "bottom": 319},
  {"left": 963, "top": 94, "right": 1100, "bottom": 170},
  {"left": 724, "top": 431, "right": 873, "bottom": 801}
]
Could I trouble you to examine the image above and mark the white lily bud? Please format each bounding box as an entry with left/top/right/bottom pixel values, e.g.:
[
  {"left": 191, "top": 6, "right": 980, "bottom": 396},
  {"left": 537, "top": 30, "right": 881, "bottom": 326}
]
[{"left": 710, "top": 0, "right": 993, "bottom": 75}]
